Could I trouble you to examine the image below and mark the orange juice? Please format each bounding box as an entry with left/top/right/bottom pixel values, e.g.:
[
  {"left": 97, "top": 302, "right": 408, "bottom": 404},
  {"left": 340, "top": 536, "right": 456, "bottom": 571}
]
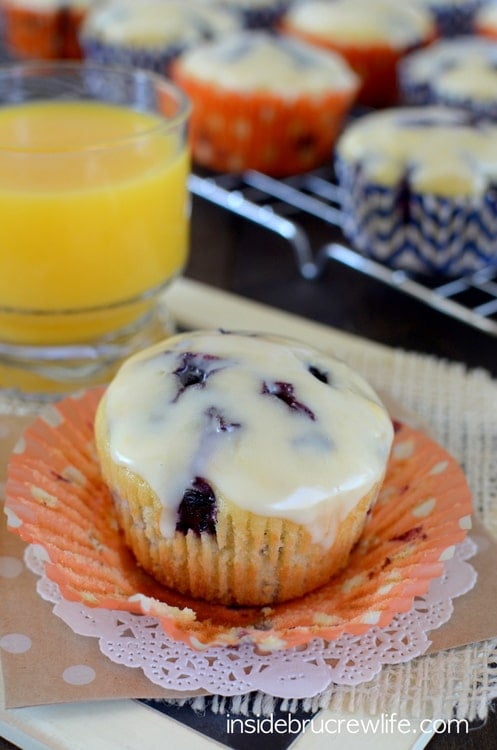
[{"left": 0, "top": 100, "right": 190, "bottom": 344}]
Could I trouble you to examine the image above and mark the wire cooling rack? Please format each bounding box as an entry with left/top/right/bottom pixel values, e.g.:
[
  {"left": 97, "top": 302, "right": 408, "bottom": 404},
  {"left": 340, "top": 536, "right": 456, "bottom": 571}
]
[{"left": 189, "top": 168, "right": 497, "bottom": 337}]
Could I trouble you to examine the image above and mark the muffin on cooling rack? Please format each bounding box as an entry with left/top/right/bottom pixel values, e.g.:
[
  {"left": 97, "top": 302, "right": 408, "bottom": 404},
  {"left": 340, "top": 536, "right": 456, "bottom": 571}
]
[
  {"left": 280, "top": 0, "right": 435, "bottom": 107},
  {"left": 171, "top": 30, "right": 359, "bottom": 175},
  {"left": 400, "top": 36, "right": 497, "bottom": 121},
  {"left": 199, "top": 0, "right": 291, "bottom": 29},
  {"left": 335, "top": 105, "right": 497, "bottom": 275},
  {"left": 95, "top": 330, "right": 394, "bottom": 606},
  {"left": 409, "top": 0, "right": 489, "bottom": 37},
  {"left": 80, "top": 0, "right": 242, "bottom": 74},
  {"left": 1, "top": 0, "right": 95, "bottom": 59}
]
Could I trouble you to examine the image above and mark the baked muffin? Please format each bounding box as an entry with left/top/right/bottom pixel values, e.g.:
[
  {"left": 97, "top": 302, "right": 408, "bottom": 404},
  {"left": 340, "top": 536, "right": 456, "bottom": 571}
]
[
  {"left": 400, "top": 36, "right": 497, "bottom": 120},
  {"left": 199, "top": 0, "right": 291, "bottom": 29},
  {"left": 474, "top": 1, "right": 497, "bottom": 39},
  {"left": 95, "top": 330, "right": 394, "bottom": 606},
  {"left": 409, "top": 0, "right": 488, "bottom": 37},
  {"left": 335, "top": 105, "right": 497, "bottom": 275},
  {"left": 80, "top": 0, "right": 242, "bottom": 75},
  {"left": 1, "top": 0, "right": 95, "bottom": 59},
  {"left": 171, "top": 30, "right": 359, "bottom": 175},
  {"left": 280, "top": 0, "right": 434, "bottom": 108}
]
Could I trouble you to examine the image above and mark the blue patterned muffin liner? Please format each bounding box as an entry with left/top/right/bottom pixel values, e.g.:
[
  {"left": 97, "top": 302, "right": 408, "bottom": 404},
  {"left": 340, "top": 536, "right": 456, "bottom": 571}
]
[
  {"left": 429, "top": 0, "right": 485, "bottom": 36},
  {"left": 336, "top": 157, "right": 497, "bottom": 276},
  {"left": 81, "top": 38, "right": 184, "bottom": 76},
  {"left": 235, "top": 0, "right": 291, "bottom": 29},
  {"left": 400, "top": 66, "right": 497, "bottom": 120}
]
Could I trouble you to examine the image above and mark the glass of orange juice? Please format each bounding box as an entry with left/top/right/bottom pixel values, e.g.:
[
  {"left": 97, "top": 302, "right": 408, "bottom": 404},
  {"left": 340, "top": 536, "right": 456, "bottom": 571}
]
[{"left": 0, "top": 60, "right": 190, "bottom": 398}]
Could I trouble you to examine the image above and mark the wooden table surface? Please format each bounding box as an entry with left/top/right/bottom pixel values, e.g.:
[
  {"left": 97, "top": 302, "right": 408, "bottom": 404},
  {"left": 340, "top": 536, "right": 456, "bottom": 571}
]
[{"left": 2, "top": 189, "right": 496, "bottom": 750}]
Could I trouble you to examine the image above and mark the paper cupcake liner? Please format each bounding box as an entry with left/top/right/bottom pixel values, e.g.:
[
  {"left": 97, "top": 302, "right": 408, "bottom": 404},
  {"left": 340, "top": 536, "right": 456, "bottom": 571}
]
[
  {"left": 430, "top": 0, "right": 484, "bottom": 36},
  {"left": 234, "top": 0, "right": 291, "bottom": 29},
  {"left": 80, "top": 38, "right": 184, "bottom": 76},
  {"left": 171, "top": 64, "right": 357, "bottom": 175},
  {"left": 2, "top": 3, "right": 86, "bottom": 59},
  {"left": 336, "top": 156, "right": 497, "bottom": 276},
  {"left": 5, "top": 388, "right": 473, "bottom": 651}
]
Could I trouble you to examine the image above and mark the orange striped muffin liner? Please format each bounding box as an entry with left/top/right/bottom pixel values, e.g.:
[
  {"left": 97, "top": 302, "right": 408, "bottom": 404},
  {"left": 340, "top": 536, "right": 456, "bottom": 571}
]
[
  {"left": 1, "top": 2, "right": 86, "bottom": 60},
  {"left": 5, "top": 388, "right": 473, "bottom": 652},
  {"left": 172, "top": 62, "right": 358, "bottom": 176}
]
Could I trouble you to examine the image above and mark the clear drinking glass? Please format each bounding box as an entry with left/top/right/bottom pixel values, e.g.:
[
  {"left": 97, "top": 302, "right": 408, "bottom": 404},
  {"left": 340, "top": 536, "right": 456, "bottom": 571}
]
[{"left": 0, "top": 61, "right": 190, "bottom": 399}]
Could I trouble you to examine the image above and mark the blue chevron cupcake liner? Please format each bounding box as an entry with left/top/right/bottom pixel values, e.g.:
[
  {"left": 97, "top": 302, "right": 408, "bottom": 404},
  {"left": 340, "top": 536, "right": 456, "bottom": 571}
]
[
  {"left": 336, "top": 157, "right": 497, "bottom": 276},
  {"left": 80, "top": 38, "right": 184, "bottom": 76},
  {"left": 429, "top": 0, "right": 485, "bottom": 36},
  {"left": 233, "top": 0, "right": 291, "bottom": 29},
  {"left": 401, "top": 82, "right": 497, "bottom": 121}
]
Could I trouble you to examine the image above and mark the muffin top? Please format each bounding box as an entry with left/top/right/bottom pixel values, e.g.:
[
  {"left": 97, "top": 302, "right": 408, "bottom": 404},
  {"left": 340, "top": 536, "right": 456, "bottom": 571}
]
[
  {"left": 401, "top": 36, "right": 497, "bottom": 103},
  {"left": 99, "top": 331, "right": 393, "bottom": 548},
  {"left": 173, "top": 31, "right": 358, "bottom": 96},
  {"left": 81, "top": 0, "right": 241, "bottom": 49},
  {"left": 336, "top": 105, "right": 497, "bottom": 197},
  {"left": 282, "top": 0, "right": 434, "bottom": 48}
]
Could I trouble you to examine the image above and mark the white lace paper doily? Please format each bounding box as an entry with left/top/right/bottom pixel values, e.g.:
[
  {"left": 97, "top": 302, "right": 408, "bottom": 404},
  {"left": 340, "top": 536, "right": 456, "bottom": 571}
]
[{"left": 24, "top": 538, "right": 477, "bottom": 700}]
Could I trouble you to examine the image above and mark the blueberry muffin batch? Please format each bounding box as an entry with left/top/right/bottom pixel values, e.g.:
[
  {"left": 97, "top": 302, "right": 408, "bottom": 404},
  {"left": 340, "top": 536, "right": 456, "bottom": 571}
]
[{"left": 3, "top": 0, "right": 497, "bottom": 274}]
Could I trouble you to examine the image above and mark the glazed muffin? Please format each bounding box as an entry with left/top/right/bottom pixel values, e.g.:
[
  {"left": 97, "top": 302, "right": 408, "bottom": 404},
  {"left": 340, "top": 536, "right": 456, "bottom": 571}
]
[
  {"left": 335, "top": 106, "right": 497, "bottom": 275},
  {"left": 409, "top": 0, "right": 488, "bottom": 37},
  {"left": 1, "top": 0, "right": 95, "bottom": 59},
  {"left": 80, "top": 0, "right": 242, "bottom": 75},
  {"left": 95, "top": 330, "right": 394, "bottom": 606},
  {"left": 171, "top": 30, "right": 359, "bottom": 175},
  {"left": 280, "top": 0, "right": 434, "bottom": 108},
  {"left": 400, "top": 36, "right": 497, "bottom": 120},
  {"left": 199, "top": 0, "right": 291, "bottom": 29}
]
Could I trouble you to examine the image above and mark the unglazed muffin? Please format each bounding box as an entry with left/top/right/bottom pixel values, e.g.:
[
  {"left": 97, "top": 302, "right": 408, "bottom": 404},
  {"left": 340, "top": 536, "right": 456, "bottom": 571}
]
[
  {"left": 335, "top": 106, "right": 497, "bottom": 275},
  {"left": 171, "top": 30, "right": 358, "bottom": 175},
  {"left": 400, "top": 36, "right": 497, "bottom": 120},
  {"left": 95, "top": 330, "right": 394, "bottom": 606},
  {"left": 80, "top": 0, "right": 242, "bottom": 74},
  {"left": 1, "top": 0, "right": 96, "bottom": 59},
  {"left": 280, "top": 0, "right": 434, "bottom": 107}
]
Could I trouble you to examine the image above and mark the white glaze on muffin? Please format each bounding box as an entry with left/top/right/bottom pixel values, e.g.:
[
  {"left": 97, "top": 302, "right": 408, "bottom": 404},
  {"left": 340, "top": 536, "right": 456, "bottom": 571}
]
[
  {"left": 81, "top": 0, "right": 240, "bottom": 49},
  {"left": 336, "top": 105, "right": 497, "bottom": 197},
  {"left": 174, "top": 30, "right": 358, "bottom": 97},
  {"left": 100, "top": 331, "right": 393, "bottom": 549},
  {"left": 401, "top": 36, "right": 497, "bottom": 103},
  {"left": 281, "top": 0, "right": 433, "bottom": 48}
]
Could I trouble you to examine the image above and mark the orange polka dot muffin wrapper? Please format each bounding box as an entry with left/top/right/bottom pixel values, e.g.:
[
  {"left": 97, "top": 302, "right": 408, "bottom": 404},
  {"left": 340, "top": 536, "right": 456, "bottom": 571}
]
[
  {"left": 5, "top": 388, "right": 473, "bottom": 652},
  {"left": 171, "top": 64, "right": 357, "bottom": 176}
]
